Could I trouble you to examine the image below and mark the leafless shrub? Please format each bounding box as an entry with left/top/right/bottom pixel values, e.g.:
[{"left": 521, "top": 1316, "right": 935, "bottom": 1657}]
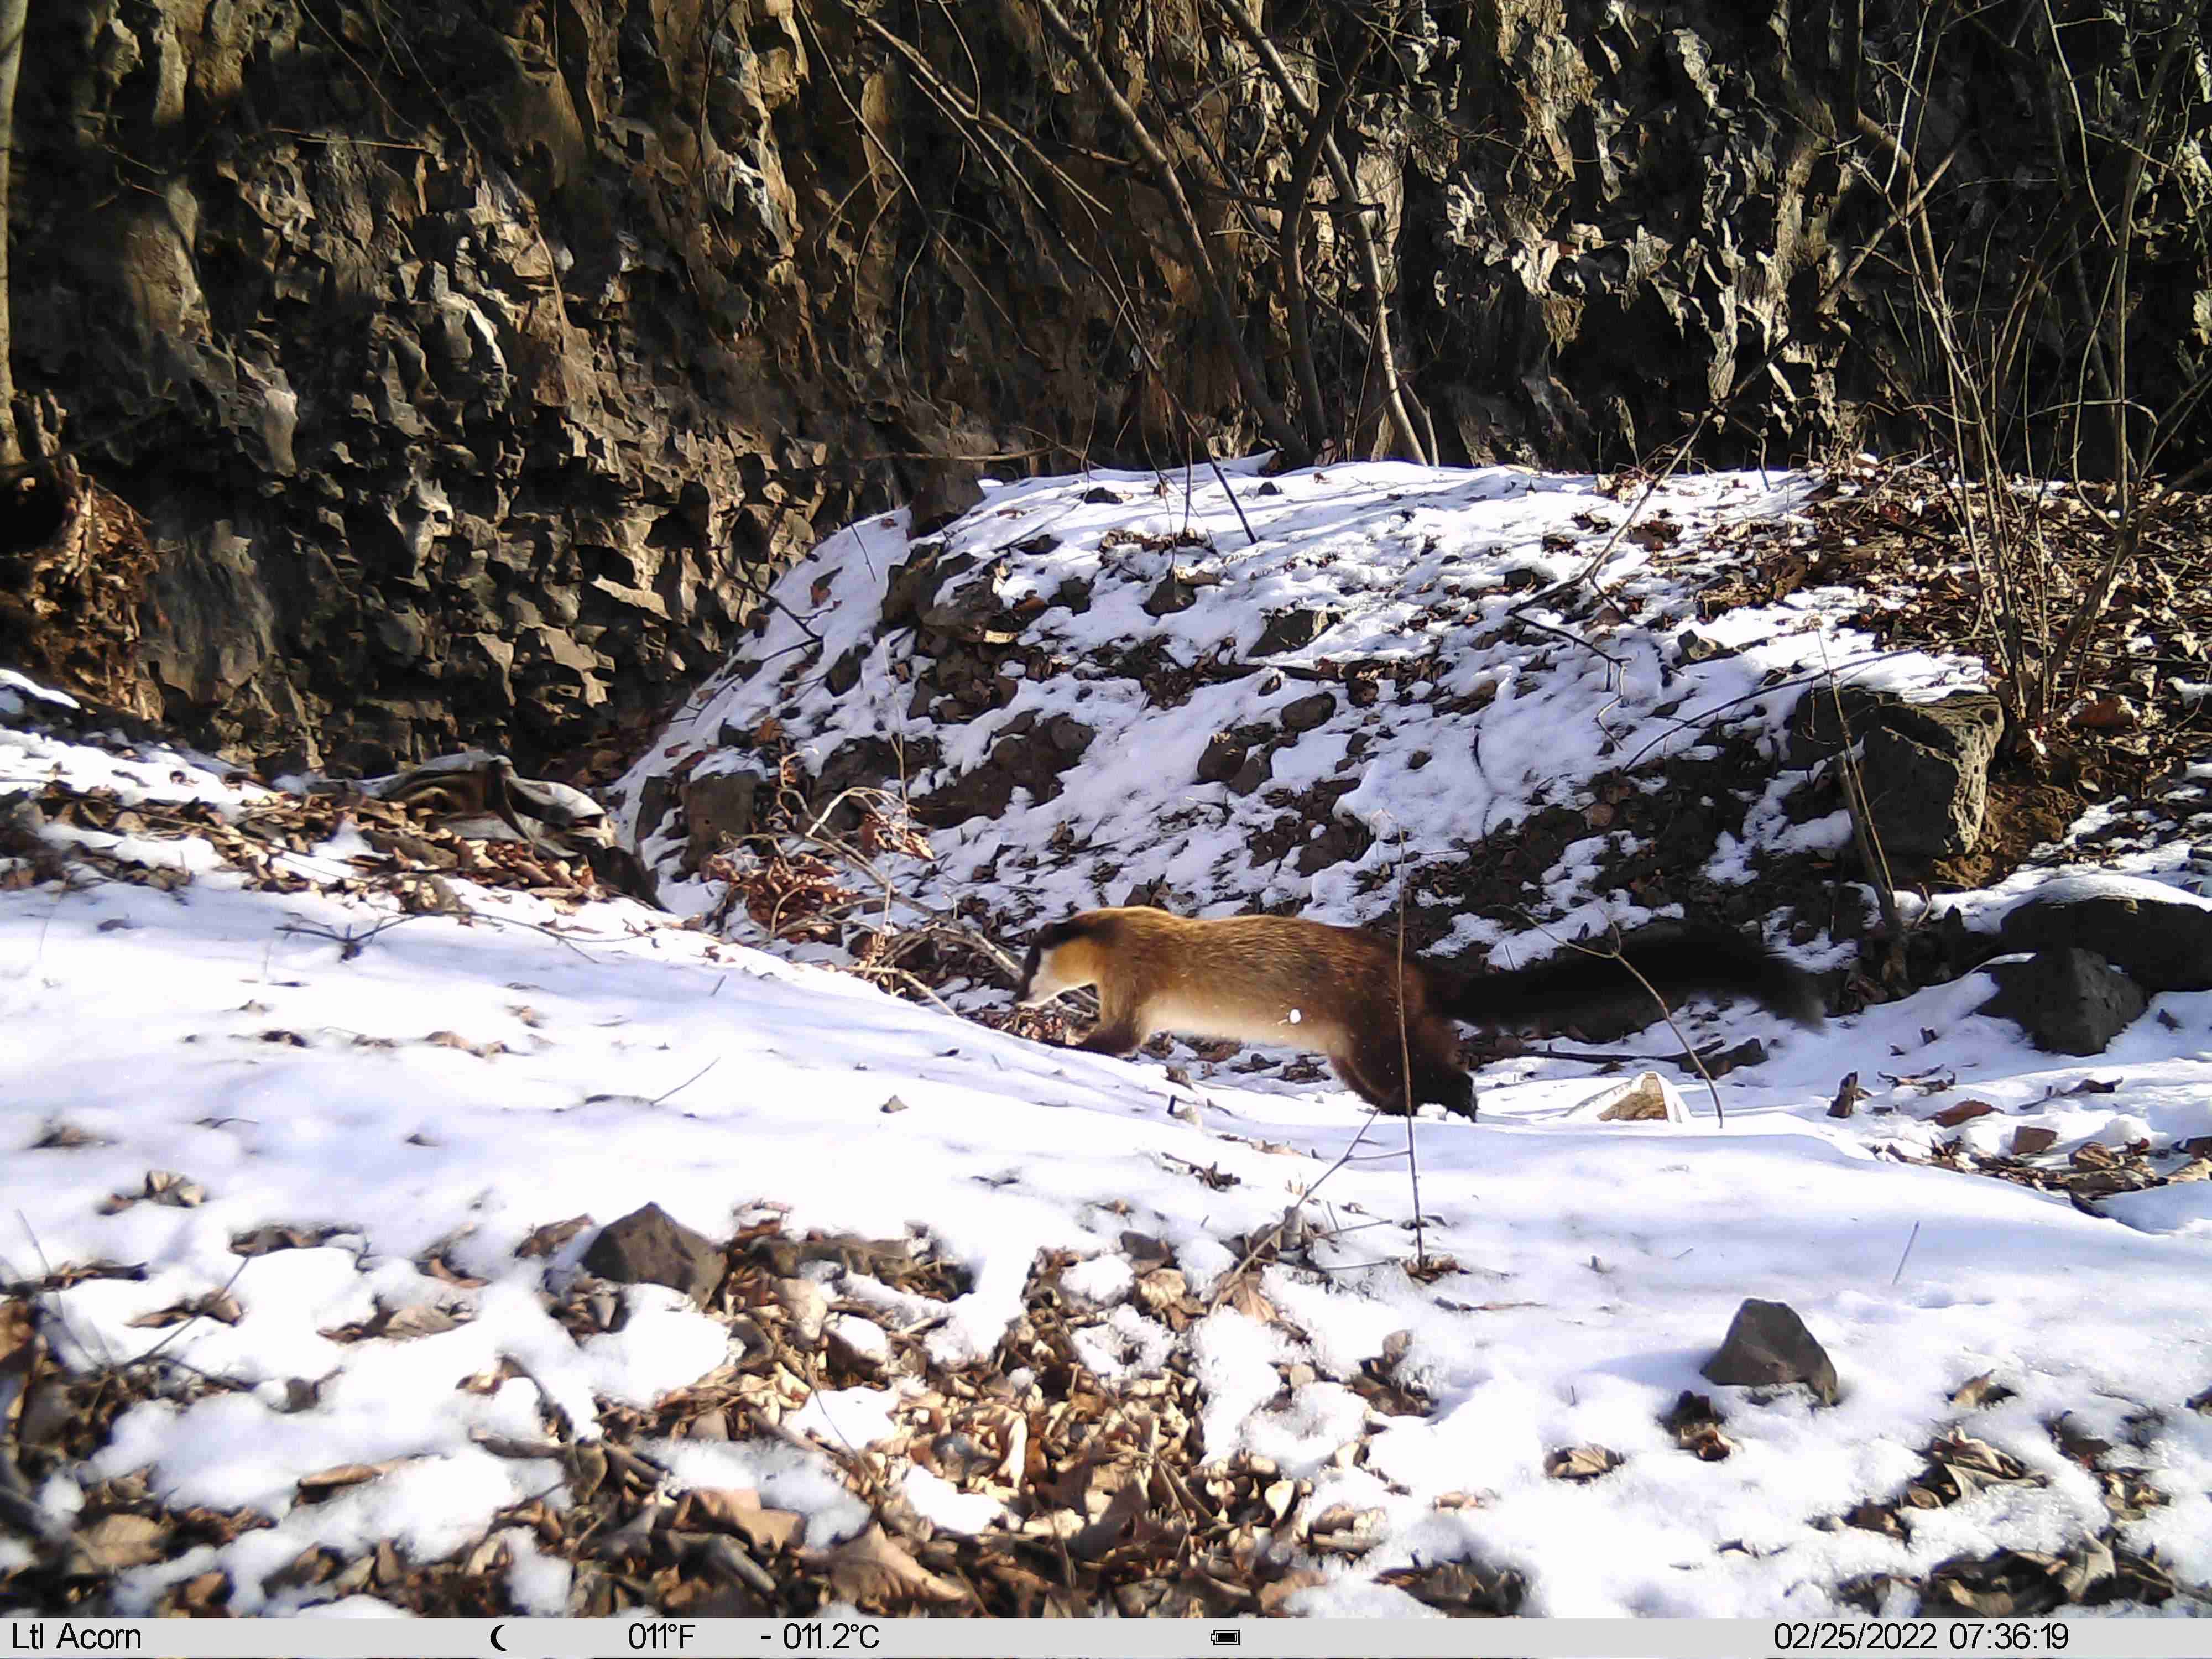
[
  {"left": 701, "top": 756, "right": 1020, "bottom": 1001},
  {"left": 1854, "top": 2, "right": 2210, "bottom": 745}
]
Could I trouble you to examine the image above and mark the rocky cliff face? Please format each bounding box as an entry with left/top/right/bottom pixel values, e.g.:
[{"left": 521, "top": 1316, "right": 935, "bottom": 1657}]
[{"left": 8, "top": 0, "right": 2204, "bottom": 770}]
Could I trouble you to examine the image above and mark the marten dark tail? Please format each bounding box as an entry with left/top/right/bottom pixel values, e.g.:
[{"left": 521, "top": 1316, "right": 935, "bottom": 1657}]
[{"left": 1443, "top": 924, "right": 1825, "bottom": 1032}]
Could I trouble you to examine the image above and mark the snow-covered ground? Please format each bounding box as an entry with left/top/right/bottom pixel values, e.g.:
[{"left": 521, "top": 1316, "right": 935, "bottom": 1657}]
[{"left": 4, "top": 463, "right": 2212, "bottom": 1619}]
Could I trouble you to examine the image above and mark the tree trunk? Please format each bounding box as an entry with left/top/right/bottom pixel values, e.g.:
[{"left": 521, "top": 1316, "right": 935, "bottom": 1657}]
[{"left": 0, "top": 0, "right": 25, "bottom": 468}]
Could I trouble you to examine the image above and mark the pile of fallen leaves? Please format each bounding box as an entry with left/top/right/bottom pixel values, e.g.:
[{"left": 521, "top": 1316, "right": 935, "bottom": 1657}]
[
  {"left": 0, "top": 463, "right": 164, "bottom": 722},
  {"left": 1834, "top": 1407, "right": 2182, "bottom": 1616},
  {"left": 1690, "top": 463, "right": 2212, "bottom": 801},
  {"left": 691, "top": 754, "right": 1018, "bottom": 1005},
  {"left": 9, "top": 1171, "right": 2211, "bottom": 1618},
  {"left": 0, "top": 1207, "right": 1524, "bottom": 1618},
  {"left": 1, "top": 775, "right": 620, "bottom": 913}
]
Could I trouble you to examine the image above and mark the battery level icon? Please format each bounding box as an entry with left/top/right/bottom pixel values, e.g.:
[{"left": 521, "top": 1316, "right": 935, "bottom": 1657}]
[{"left": 1208, "top": 1631, "right": 1241, "bottom": 1648}]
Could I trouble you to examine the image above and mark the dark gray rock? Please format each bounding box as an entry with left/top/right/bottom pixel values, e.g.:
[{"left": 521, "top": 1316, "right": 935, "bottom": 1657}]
[
  {"left": 915, "top": 723, "right": 1090, "bottom": 826},
  {"left": 1144, "top": 573, "right": 1200, "bottom": 617},
  {"left": 581, "top": 1204, "right": 725, "bottom": 1306},
  {"left": 1857, "top": 694, "right": 2004, "bottom": 860},
  {"left": 1702, "top": 1298, "right": 1839, "bottom": 1405},
  {"left": 680, "top": 770, "right": 760, "bottom": 871},
  {"left": 824, "top": 645, "right": 867, "bottom": 697},
  {"left": 1296, "top": 813, "right": 1375, "bottom": 874},
  {"left": 1978, "top": 948, "right": 2148, "bottom": 1055},
  {"left": 1995, "top": 894, "right": 2212, "bottom": 993},
  {"left": 1229, "top": 748, "right": 1275, "bottom": 796},
  {"left": 906, "top": 462, "right": 986, "bottom": 538},
  {"left": 1196, "top": 732, "right": 1246, "bottom": 785},
  {"left": 1046, "top": 715, "right": 1094, "bottom": 755},
  {"left": 1280, "top": 692, "right": 1337, "bottom": 734},
  {"left": 1793, "top": 690, "right": 2003, "bottom": 860},
  {"left": 1255, "top": 609, "right": 1340, "bottom": 655}
]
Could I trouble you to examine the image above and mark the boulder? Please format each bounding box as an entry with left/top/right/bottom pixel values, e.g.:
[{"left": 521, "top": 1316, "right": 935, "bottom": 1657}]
[
  {"left": 1856, "top": 693, "right": 2005, "bottom": 860},
  {"left": 681, "top": 770, "right": 760, "bottom": 871},
  {"left": 1977, "top": 948, "right": 2147, "bottom": 1055},
  {"left": 1995, "top": 891, "right": 2212, "bottom": 993}
]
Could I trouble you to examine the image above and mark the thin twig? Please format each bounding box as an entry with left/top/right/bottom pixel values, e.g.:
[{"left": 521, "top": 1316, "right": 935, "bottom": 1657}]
[
  {"left": 1891, "top": 1220, "right": 1923, "bottom": 1286},
  {"left": 1516, "top": 917, "right": 1727, "bottom": 1129},
  {"left": 1822, "top": 655, "right": 1908, "bottom": 992},
  {"left": 1391, "top": 821, "right": 1427, "bottom": 1272}
]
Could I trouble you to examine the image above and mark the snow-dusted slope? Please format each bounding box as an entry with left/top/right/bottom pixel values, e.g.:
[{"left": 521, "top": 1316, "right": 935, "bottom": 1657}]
[
  {"left": 617, "top": 462, "right": 1983, "bottom": 973},
  {"left": 5, "top": 676, "right": 2211, "bottom": 1618}
]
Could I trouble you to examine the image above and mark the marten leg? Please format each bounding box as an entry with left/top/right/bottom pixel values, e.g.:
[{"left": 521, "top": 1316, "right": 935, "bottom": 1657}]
[
  {"left": 1408, "top": 1015, "right": 1477, "bottom": 1118},
  {"left": 1076, "top": 995, "right": 1146, "bottom": 1056},
  {"left": 1332, "top": 1031, "right": 1411, "bottom": 1115},
  {"left": 1334, "top": 1023, "right": 1476, "bottom": 1119}
]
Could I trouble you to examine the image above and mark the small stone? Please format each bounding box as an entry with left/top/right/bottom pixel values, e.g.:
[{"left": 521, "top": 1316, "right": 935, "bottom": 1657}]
[
  {"left": 1144, "top": 572, "right": 1198, "bottom": 616},
  {"left": 1255, "top": 608, "right": 1340, "bottom": 654},
  {"left": 1280, "top": 692, "right": 1336, "bottom": 734},
  {"left": 1701, "top": 1298, "right": 1839, "bottom": 1405},
  {"left": 1195, "top": 732, "right": 1245, "bottom": 785},
  {"left": 2011, "top": 1126, "right": 2059, "bottom": 1156},
  {"left": 1229, "top": 749, "right": 1274, "bottom": 796},
  {"left": 1046, "top": 714, "right": 1094, "bottom": 755},
  {"left": 580, "top": 1204, "right": 725, "bottom": 1306}
]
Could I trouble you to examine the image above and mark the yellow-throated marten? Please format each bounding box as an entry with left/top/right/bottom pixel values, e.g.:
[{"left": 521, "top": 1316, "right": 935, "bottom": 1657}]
[{"left": 1016, "top": 906, "right": 1824, "bottom": 1118}]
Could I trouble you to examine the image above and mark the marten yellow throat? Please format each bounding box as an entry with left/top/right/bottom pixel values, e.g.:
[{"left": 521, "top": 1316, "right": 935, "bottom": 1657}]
[{"left": 1016, "top": 906, "right": 1823, "bottom": 1118}]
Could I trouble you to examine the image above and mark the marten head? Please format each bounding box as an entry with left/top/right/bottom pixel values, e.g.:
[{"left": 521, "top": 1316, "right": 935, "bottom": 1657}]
[{"left": 1016, "top": 915, "right": 1107, "bottom": 1006}]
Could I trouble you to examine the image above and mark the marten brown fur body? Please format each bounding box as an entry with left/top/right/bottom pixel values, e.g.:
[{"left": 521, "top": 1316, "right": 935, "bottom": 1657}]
[{"left": 1016, "top": 906, "right": 1823, "bottom": 1118}]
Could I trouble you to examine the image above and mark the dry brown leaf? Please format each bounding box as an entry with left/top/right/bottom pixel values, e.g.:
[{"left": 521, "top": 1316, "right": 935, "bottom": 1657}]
[
  {"left": 1256, "top": 1568, "right": 1329, "bottom": 1614},
  {"left": 2073, "top": 695, "right": 2138, "bottom": 731},
  {"left": 69, "top": 1512, "right": 169, "bottom": 1572},
  {"left": 1217, "top": 1272, "right": 1276, "bottom": 1323},
  {"left": 0, "top": 1300, "right": 34, "bottom": 1376},
  {"left": 1544, "top": 1443, "right": 1624, "bottom": 1481},
  {"left": 1949, "top": 1372, "right": 2017, "bottom": 1410},
  {"left": 100, "top": 1169, "right": 208, "bottom": 1214},
  {"left": 1844, "top": 1500, "right": 1908, "bottom": 1539},
  {"left": 808, "top": 1523, "right": 969, "bottom": 1609},
  {"left": 172, "top": 1569, "right": 229, "bottom": 1613},
  {"left": 1930, "top": 1098, "right": 1998, "bottom": 1128},
  {"left": 232, "top": 1224, "right": 331, "bottom": 1256},
  {"left": 127, "top": 1290, "right": 243, "bottom": 1329},
  {"left": 297, "top": 1459, "right": 410, "bottom": 1500},
  {"left": 1828, "top": 1072, "right": 1867, "bottom": 1119},
  {"left": 679, "top": 1486, "right": 805, "bottom": 1553},
  {"left": 517, "top": 1214, "right": 594, "bottom": 1259},
  {"left": 1302, "top": 1503, "right": 1384, "bottom": 1554},
  {"left": 1376, "top": 1556, "right": 1526, "bottom": 1615},
  {"left": 1133, "top": 1267, "right": 1196, "bottom": 1326}
]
